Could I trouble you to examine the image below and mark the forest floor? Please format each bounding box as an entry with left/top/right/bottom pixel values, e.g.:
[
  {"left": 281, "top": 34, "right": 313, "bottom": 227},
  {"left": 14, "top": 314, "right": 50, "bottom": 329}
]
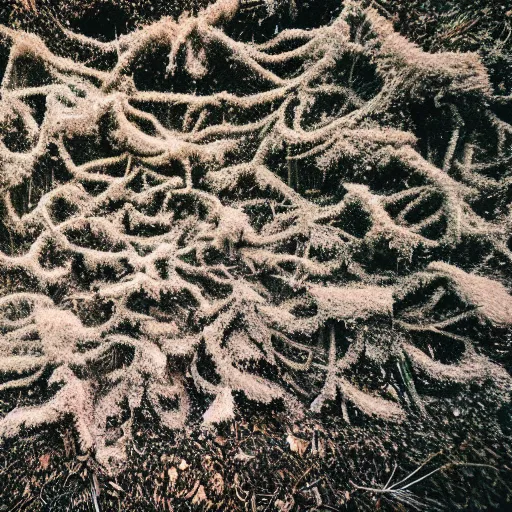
[
  {"left": 0, "top": 387, "right": 511, "bottom": 511},
  {"left": 0, "top": 1, "right": 511, "bottom": 511}
]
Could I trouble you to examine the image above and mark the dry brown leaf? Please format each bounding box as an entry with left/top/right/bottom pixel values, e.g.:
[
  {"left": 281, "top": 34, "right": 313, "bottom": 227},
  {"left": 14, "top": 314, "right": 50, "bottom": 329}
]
[
  {"left": 39, "top": 453, "right": 50, "bottom": 470},
  {"left": 168, "top": 466, "right": 178, "bottom": 485},
  {"left": 184, "top": 480, "right": 201, "bottom": 500},
  {"left": 191, "top": 485, "right": 208, "bottom": 505},
  {"left": 108, "top": 481, "right": 124, "bottom": 492},
  {"left": 178, "top": 459, "right": 189, "bottom": 471},
  {"left": 286, "top": 434, "right": 309, "bottom": 456},
  {"left": 275, "top": 497, "right": 295, "bottom": 512}
]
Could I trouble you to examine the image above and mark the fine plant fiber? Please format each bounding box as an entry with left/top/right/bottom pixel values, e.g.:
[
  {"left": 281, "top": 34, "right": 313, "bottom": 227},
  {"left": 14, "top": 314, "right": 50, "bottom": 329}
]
[{"left": 0, "top": 0, "right": 510, "bottom": 478}]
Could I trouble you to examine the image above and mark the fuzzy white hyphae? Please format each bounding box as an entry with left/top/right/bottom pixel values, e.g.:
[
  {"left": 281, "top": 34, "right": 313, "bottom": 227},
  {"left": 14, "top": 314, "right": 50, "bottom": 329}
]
[{"left": 0, "top": 0, "right": 510, "bottom": 472}]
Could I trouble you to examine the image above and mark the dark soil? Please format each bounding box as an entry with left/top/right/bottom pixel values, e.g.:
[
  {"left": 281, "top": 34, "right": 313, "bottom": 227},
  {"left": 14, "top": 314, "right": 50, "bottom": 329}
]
[{"left": 0, "top": 382, "right": 511, "bottom": 511}]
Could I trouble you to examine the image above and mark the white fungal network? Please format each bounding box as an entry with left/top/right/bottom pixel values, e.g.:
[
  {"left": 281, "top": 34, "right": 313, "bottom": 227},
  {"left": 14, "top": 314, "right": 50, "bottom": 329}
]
[{"left": 0, "top": 0, "right": 511, "bottom": 471}]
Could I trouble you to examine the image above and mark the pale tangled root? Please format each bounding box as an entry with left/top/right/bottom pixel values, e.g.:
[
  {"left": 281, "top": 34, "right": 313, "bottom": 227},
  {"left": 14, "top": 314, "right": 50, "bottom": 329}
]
[{"left": 0, "top": 0, "right": 511, "bottom": 472}]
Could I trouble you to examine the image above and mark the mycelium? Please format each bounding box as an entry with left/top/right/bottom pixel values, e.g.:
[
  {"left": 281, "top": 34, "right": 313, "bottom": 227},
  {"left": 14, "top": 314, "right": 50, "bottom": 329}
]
[{"left": 0, "top": 0, "right": 511, "bottom": 472}]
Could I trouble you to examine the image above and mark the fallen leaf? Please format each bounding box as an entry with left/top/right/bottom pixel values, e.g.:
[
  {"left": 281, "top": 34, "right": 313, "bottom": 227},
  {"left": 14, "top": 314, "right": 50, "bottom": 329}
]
[
  {"left": 184, "top": 480, "right": 200, "bottom": 500},
  {"left": 179, "top": 459, "right": 189, "bottom": 471},
  {"left": 168, "top": 467, "right": 178, "bottom": 485},
  {"left": 286, "top": 434, "right": 309, "bottom": 456},
  {"left": 39, "top": 453, "right": 50, "bottom": 470},
  {"left": 275, "top": 497, "right": 295, "bottom": 512},
  {"left": 109, "top": 481, "right": 124, "bottom": 492},
  {"left": 191, "top": 485, "right": 208, "bottom": 505}
]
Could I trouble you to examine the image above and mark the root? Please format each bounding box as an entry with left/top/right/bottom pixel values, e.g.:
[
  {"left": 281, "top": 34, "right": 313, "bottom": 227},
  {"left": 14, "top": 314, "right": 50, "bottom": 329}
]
[{"left": 0, "top": 0, "right": 510, "bottom": 473}]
